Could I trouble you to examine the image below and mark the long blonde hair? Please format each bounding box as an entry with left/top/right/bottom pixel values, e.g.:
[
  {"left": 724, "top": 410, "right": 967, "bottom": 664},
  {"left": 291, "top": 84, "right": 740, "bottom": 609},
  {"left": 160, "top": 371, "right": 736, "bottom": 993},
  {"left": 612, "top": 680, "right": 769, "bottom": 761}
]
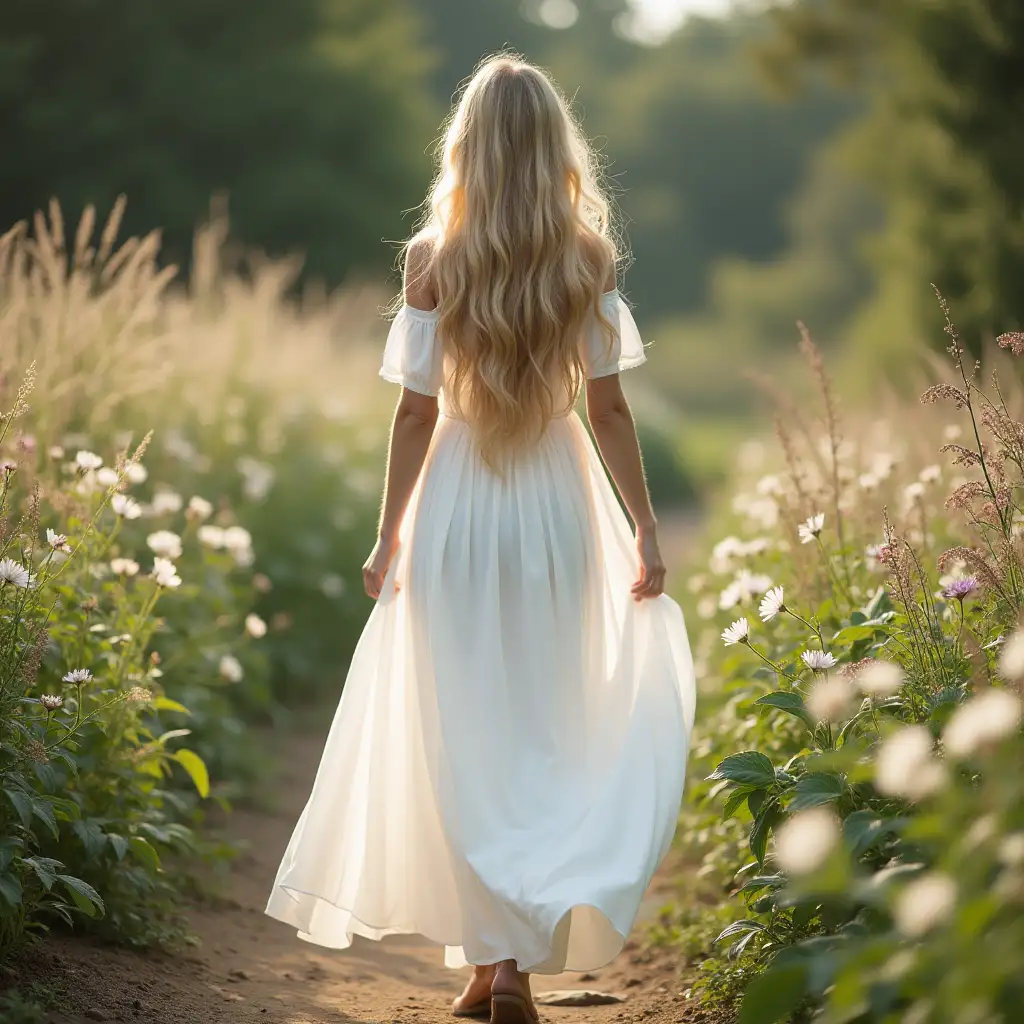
[{"left": 402, "top": 53, "right": 618, "bottom": 467}]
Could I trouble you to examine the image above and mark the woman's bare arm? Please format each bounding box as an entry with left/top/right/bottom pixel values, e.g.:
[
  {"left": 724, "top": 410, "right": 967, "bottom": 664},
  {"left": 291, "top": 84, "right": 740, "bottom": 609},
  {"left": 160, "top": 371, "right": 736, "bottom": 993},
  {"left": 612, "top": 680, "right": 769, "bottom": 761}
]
[
  {"left": 362, "top": 239, "right": 440, "bottom": 599},
  {"left": 585, "top": 374, "right": 666, "bottom": 600}
]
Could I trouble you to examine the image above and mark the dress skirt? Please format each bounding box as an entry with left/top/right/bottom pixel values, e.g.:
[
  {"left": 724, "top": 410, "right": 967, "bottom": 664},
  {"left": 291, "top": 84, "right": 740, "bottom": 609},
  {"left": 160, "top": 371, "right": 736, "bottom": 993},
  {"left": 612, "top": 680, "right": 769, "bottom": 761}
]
[{"left": 265, "top": 410, "right": 696, "bottom": 974}]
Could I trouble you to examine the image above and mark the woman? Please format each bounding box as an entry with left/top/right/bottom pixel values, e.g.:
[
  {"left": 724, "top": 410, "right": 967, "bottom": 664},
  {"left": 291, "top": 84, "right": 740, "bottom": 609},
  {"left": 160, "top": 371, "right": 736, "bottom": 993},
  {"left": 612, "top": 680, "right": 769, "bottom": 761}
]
[{"left": 266, "top": 54, "right": 696, "bottom": 1024}]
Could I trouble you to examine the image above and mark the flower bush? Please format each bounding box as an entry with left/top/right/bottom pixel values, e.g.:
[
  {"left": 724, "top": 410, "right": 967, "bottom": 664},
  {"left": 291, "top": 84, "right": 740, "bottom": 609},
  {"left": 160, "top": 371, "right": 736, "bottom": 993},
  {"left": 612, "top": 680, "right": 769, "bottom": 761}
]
[
  {"left": 678, "top": 312, "right": 1024, "bottom": 1023},
  {"left": 0, "top": 202, "right": 388, "bottom": 958}
]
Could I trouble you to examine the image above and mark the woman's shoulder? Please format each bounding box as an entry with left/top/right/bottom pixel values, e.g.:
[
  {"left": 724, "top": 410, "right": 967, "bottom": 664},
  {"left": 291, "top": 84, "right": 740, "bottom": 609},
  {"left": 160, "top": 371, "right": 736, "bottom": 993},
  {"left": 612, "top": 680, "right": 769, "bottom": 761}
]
[{"left": 404, "top": 231, "right": 439, "bottom": 311}]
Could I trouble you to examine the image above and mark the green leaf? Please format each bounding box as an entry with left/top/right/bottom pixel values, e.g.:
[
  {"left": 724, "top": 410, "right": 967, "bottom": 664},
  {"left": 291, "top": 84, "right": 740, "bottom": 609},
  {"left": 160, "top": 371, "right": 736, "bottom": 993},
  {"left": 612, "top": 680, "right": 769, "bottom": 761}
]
[
  {"left": 714, "top": 919, "right": 767, "bottom": 943},
  {"left": 843, "top": 811, "right": 906, "bottom": 857},
  {"left": 788, "top": 773, "right": 847, "bottom": 812},
  {"left": 152, "top": 697, "right": 191, "bottom": 715},
  {"left": 129, "top": 836, "right": 161, "bottom": 872},
  {"left": 753, "top": 691, "right": 814, "bottom": 730},
  {"left": 4, "top": 788, "right": 33, "bottom": 828},
  {"left": 57, "top": 874, "right": 105, "bottom": 918},
  {"left": 747, "top": 790, "right": 766, "bottom": 817},
  {"left": 107, "top": 834, "right": 129, "bottom": 861},
  {"left": 750, "top": 797, "right": 782, "bottom": 865},
  {"left": 722, "top": 787, "right": 754, "bottom": 821},
  {"left": 71, "top": 821, "right": 107, "bottom": 861},
  {"left": 707, "top": 751, "right": 776, "bottom": 788},
  {"left": 31, "top": 797, "right": 59, "bottom": 839},
  {"left": 739, "top": 960, "right": 809, "bottom": 1024},
  {"left": 24, "top": 856, "right": 62, "bottom": 890},
  {"left": 0, "top": 872, "right": 23, "bottom": 907},
  {"left": 172, "top": 749, "right": 210, "bottom": 799},
  {"left": 156, "top": 728, "right": 192, "bottom": 747}
]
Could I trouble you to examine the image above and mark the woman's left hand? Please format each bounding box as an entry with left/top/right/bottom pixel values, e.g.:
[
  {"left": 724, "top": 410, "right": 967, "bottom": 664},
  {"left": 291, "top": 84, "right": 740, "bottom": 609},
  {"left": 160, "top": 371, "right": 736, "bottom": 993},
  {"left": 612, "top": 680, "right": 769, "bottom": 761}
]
[{"left": 362, "top": 531, "right": 400, "bottom": 599}]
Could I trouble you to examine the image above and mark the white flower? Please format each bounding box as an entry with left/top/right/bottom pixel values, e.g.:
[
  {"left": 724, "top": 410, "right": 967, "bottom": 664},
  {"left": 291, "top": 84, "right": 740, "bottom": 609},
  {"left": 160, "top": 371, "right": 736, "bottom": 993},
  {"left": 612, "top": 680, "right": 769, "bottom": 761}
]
[
  {"left": 96, "top": 467, "right": 120, "bottom": 488},
  {"left": 998, "top": 629, "right": 1024, "bottom": 681},
  {"left": 187, "top": 495, "right": 214, "bottom": 521},
  {"left": 245, "top": 613, "right": 267, "bottom": 639},
  {"left": 758, "top": 585, "right": 786, "bottom": 622},
  {"left": 721, "top": 617, "right": 750, "bottom": 646},
  {"left": 894, "top": 873, "right": 957, "bottom": 937},
  {"left": 124, "top": 462, "right": 148, "bottom": 485},
  {"left": 75, "top": 450, "right": 103, "bottom": 471},
  {"left": 40, "top": 694, "right": 64, "bottom": 711},
  {"left": 111, "top": 494, "right": 142, "bottom": 520},
  {"left": 875, "top": 725, "right": 946, "bottom": 800},
  {"left": 0, "top": 558, "right": 33, "bottom": 589},
  {"left": 46, "top": 528, "right": 70, "bottom": 553},
  {"left": 903, "top": 481, "right": 926, "bottom": 505},
  {"left": 774, "top": 808, "right": 839, "bottom": 875},
  {"left": 150, "top": 557, "right": 182, "bottom": 588},
  {"left": 151, "top": 489, "right": 183, "bottom": 515},
  {"left": 697, "top": 595, "right": 718, "bottom": 619},
  {"left": 238, "top": 457, "right": 276, "bottom": 502},
  {"left": 709, "top": 536, "right": 744, "bottom": 574},
  {"left": 110, "top": 558, "right": 140, "bottom": 577},
  {"left": 858, "top": 473, "right": 881, "bottom": 492},
  {"left": 963, "top": 814, "right": 998, "bottom": 852},
  {"left": 146, "top": 530, "right": 183, "bottom": 560},
  {"left": 998, "top": 833, "right": 1024, "bottom": 867},
  {"left": 198, "top": 525, "right": 227, "bottom": 549},
  {"left": 870, "top": 452, "right": 897, "bottom": 480},
  {"left": 756, "top": 474, "right": 783, "bottom": 496},
  {"left": 48, "top": 445, "right": 65, "bottom": 460},
  {"left": 919, "top": 464, "right": 941, "bottom": 484},
  {"left": 801, "top": 649, "right": 837, "bottom": 671},
  {"left": 75, "top": 471, "right": 103, "bottom": 496},
  {"left": 806, "top": 674, "right": 856, "bottom": 723},
  {"left": 798, "top": 513, "right": 825, "bottom": 545},
  {"left": 219, "top": 654, "right": 244, "bottom": 683},
  {"left": 943, "top": 424, "right": 962, "bottom": 441},
  {"left": 943, "top": 689, "right": 1023, "bottom": 758},
  {"left": 62, "top": 668, "right": 92, "bottom": 684},
  {"left": 222, "top": 526, "right": 252, "bottom": 553},
  {"left": 858, "top": 660, "right": 904, "bottom": 697},
  {"left": 719, "top": 570, "right": 774, "bottom": 610}
]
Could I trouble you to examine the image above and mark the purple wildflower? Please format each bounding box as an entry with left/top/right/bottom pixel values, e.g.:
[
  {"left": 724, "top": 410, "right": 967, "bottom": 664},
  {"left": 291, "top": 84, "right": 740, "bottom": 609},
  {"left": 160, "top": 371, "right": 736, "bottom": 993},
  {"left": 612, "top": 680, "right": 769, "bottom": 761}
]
[{"left": 942, "top": 576, "right": 979, "bottom": 602}]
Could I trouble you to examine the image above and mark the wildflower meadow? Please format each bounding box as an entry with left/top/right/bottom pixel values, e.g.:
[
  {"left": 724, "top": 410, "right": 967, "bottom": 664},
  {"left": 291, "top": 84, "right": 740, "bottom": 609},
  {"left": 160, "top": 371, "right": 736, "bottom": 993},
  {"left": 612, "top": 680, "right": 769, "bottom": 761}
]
[
  {"left": 672, "top": 313, "right": 1024, "bottom": 1022},
  {"left": 0, "top": 201, "right": 387, "bottom": 959}
]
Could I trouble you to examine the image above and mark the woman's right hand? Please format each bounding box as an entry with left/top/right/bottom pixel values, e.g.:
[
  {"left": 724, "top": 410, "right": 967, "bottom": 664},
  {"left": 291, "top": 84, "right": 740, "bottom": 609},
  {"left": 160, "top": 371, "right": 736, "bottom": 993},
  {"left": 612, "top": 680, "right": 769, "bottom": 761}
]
[
  {"left": 632, "top": 525, "right": 666, "bottom": 601},
  {"left": 362, "top": 531, "right": 400, "bottom": 600}
]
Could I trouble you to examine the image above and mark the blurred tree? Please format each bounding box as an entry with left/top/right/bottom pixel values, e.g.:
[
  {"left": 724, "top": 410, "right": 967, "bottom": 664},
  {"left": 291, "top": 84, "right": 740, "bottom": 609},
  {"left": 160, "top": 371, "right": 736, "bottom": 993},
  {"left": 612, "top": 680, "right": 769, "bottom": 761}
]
[
  {"left": 759, "top": 0, "right": 1024, "bottom": 344},
  {"left": 0, "top": 0, "right": 437, "bottom": 283}
]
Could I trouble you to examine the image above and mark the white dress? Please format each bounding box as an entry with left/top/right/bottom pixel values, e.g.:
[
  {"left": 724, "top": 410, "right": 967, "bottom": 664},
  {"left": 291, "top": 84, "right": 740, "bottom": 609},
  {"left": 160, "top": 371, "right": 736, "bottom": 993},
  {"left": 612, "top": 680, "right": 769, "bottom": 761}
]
[{"left": 265, "top": 290, "right": 696, "bottom": 974}]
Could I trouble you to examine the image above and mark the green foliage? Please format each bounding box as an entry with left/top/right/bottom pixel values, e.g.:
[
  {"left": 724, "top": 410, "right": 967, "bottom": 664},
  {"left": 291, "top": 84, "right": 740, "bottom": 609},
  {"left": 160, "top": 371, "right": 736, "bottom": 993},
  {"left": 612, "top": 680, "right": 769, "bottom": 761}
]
[
  {"left": 0, "top": 0, "right": 436, "bottom": 285},
  {"left": 676, "top": 308, "right": 1024, "bottom": 1021}
]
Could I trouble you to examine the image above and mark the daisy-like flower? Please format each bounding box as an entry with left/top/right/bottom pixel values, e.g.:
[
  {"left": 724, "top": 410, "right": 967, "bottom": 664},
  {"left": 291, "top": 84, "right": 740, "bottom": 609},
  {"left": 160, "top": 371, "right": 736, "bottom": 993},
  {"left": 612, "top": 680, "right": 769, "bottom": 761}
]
[
  {"left": 187, "top": 495, "right": 214, "bottom": 522},
  {"left": 0, "top": 558, "right": 33, "bottom": 589},
  {"left": 857, "top": 659, "right": 904, "bottom": 697},
  {"left": 124, "top": 462, "right": 148, "bottom": 485},
  {"left": 806, "top": 674, "right": 856, "bottom": 723},
  {"left": 46, "top": 528, "right": 71, "bottom": 553},
  {"left": 919, "top": 464, "right": 942, "bottom": 484},
  {"left": 110, "top": 558, "right": 140, "bottom": 577},
  {"left": 75, "top": 450, "right": 103, "bottom": 471},
  {"left": 797, "top": 513, "right": 825, "bottom": 545},
  {"left": 774, "top": 808, "right": 839, "bottom": 876},
  {"left": 802, "top": 649, "right": 837, "bottom": 671},
  {"left": 894, "top": 873, "right": 957, "bottom": 938},
  {"left": 876, "top": 725, "right": 946, "bottom": 800},
  {"left": 96, "top": 467, "right": 120, "bottom": 488},
  {"left": 219, "top": 654, "right": 244, "bottom": 683},
  {"left": 151, "top": 557, "right": 182, "bottom": 589},
  {"left": 111, "top": 494, "right": 142, "bottom": 520},
  {"left": 198, "top": 525, "right": 227, "bottom": 549},
  {"left": 62, "top": 668, "right": 92, "bottom": 684},
  {"left": 245, "top": 613, "right": 268, "bottom": 639},
  {"left": 858, "top": 473, "right": 881, "bottom": 492},
  {"left": 942, "top": 576, "right": 979, "bottom": 602},
  {"left": 48, "top": 445, "right": 65, "bottom": 460},
  {"left": 943, "top": 689, "right": 1023, "bottom": 758},
  {"left": 758, "top": 585, "right": 786, "bottom": 622},
  {"left": 151, "top": 489, "right": 184, "bottom": 515},
  {"left": 903, "top": 481, "right": 926, "bottom": 504},
  {"left": 721, "top": 617, "right": 750, "bottom": 647},
  {"left": 222, "top": 525, "right": 253, "bottom": 553},
  {"left": 40, "top": 694, "right": 64, "bottom": 711},
  {"left": 998, "top": 629, "right": 1024, "bottom": 680},
  {"left": 146, "top": 530, "right": 183, "bottom": 560}
]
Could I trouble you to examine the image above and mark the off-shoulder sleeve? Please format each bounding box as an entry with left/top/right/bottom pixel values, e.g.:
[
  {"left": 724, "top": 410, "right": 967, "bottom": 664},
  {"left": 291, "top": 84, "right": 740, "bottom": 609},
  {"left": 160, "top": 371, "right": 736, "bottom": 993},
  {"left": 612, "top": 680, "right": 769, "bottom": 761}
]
[
  {"left": 580, "top": 290, "right": 648, "bottom": 379},
  {"left": 379, "top": 305, "right": 445, "bottom": 396}
]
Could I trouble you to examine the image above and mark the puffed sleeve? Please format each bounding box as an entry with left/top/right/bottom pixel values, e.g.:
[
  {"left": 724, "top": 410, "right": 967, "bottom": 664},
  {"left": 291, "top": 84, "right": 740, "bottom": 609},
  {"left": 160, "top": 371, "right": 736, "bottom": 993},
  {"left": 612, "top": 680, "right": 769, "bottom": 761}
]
[
  {"left": 579, "top": 290, "right": 648, "bottom": 379},
  {"left": 379, "top": 305, "right": 445, "bottom": 396}
]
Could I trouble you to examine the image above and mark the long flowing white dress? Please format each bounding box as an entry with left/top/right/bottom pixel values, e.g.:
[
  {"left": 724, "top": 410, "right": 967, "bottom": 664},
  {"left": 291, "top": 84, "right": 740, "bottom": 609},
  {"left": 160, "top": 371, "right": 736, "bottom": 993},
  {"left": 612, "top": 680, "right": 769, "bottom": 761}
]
[{"left": 265, "top": 290, "right": 696, "bottom": 974}]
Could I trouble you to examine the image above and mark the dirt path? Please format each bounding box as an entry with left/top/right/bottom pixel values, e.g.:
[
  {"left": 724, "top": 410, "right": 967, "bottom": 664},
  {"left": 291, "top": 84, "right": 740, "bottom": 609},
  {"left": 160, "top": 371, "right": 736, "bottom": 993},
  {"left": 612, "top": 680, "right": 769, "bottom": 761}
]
[{"left": 19, "top": 707, "right": 717, "bottom": 1024}]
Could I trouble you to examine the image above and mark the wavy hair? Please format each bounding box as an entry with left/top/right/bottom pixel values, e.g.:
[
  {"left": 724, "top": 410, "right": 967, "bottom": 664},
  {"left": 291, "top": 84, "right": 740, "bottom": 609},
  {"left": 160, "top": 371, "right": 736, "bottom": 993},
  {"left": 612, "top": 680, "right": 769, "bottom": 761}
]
[{"left": 401, "top": 53, "right": 619, "bottom": 468}]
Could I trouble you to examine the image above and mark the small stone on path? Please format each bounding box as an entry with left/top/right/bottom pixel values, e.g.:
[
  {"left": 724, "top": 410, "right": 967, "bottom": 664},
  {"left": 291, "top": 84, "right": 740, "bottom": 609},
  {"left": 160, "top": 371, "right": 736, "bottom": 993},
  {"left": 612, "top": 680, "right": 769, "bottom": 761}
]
[{"left": 535, "top": 990, "right": 625, "bottom": 1007}]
